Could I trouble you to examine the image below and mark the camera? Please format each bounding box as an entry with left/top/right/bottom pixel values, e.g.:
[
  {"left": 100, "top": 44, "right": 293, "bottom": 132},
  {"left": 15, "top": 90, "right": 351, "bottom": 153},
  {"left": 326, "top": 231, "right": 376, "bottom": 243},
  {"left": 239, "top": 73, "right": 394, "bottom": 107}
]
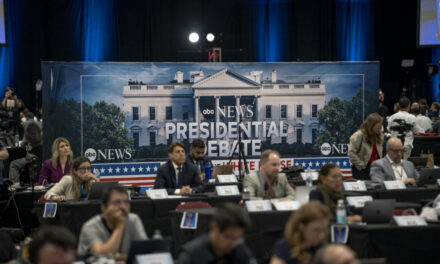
[{"left": 389, "top": 118, "right": 413, "bottom": 134}]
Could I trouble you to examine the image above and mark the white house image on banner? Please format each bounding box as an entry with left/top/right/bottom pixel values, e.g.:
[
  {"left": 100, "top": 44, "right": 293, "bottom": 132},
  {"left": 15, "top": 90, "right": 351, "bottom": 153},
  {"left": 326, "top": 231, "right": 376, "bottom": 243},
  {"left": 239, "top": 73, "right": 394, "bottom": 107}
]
[{"left": 122, "top": 68, "right": 326, "bottom": 148}]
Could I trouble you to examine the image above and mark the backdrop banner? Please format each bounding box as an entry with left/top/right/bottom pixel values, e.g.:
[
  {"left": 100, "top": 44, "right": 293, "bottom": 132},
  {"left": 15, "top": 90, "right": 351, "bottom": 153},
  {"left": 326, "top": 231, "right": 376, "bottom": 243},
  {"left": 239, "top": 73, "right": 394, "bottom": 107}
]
[{"left": 42, "top": 61, "right": 379, "bottom": 186}]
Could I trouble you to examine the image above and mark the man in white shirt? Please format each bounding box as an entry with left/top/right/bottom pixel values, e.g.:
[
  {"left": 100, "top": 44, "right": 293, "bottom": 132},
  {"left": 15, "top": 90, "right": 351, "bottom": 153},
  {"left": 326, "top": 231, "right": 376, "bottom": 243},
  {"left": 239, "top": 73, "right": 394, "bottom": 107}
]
[
  {"left": 411, "top": 102, "right": 432, "bottom": 132},
  {"left": 387, "top": 97, "right": 422, "bottom": 159},
  {"left": 370, "top": 137, "right": 419, "bottom": 186}
]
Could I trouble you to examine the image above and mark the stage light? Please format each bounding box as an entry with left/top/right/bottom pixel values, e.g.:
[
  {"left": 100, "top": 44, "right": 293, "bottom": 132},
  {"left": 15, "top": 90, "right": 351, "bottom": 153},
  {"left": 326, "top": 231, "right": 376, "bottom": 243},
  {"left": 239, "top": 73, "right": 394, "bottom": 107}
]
[
  {"left": 188, "top": 32, "right": 199, "bottom": 43},
  {"left": 427, "top": 64, "right": 439, "bottom": 76},
  {"left": 206, "top": 33, "right": 215, "bottom": 42}
]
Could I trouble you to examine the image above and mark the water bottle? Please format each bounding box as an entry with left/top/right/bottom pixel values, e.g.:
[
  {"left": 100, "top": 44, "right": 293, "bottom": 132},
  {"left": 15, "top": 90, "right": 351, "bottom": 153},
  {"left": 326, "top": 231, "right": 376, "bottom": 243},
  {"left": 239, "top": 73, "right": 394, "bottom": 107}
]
[
  {"left": 152, "top": 229, "right": 163, "bottom": 239},
  {"left": 305, "top": 167, "right": 313, "bottom": 187},
  {"left": 336, "top": 199, "right": 347, "bottom": 224},
  {"left": 14, "top": 134, "right": 20, "bottom": 147},
  {"left": 204, "top": 163, "right": 211, "bottom": 181}
]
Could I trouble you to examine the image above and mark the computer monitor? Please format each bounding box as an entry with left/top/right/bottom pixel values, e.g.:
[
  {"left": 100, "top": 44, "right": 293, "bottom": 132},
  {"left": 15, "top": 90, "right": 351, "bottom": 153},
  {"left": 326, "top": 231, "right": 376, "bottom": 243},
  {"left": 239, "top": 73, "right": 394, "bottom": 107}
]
[
  {"left": 88, "top": 181, "right": 119, "bottom": 200},
  {"left": 126, "top": 238, "right": 172, "bottom": 264}
]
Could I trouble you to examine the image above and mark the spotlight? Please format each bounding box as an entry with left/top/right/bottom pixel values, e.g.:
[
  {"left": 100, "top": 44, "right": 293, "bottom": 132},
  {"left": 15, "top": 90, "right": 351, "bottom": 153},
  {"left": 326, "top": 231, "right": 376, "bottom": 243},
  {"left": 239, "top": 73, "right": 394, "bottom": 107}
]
[
  {"left": 206, "top": 33, "right": 215, "bottom": 42},
  {"left": 188, "top": 32, "right": 199, "bottom": 43},
  {"left": 427, "top": 64, "right": 439, "bottom": 76}
]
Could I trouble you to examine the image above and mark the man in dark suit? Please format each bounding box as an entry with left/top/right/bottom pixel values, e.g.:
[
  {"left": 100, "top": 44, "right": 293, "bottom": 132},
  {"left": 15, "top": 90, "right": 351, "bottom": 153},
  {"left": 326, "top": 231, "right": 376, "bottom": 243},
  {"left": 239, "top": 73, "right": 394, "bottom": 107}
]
[
  {"left": 154, "top": 142, "right": 204, "bottom": 194},
  {"left": 370, "top": 137, "right": 419, "bottom": 186},
  {"left": 186, "top": 139, "right": 212, "bottom": 180}
]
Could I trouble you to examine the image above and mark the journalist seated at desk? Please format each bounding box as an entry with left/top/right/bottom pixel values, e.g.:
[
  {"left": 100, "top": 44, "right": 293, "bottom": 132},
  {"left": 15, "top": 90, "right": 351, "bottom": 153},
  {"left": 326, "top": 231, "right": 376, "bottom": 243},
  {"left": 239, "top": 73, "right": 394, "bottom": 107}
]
[
  {"left": 370, "top": 137, "right": 419, "bottom": 186},
  {"left": 38, "top": 137, "right": 73, "bottom": 185},
  {"left": 44, "top": 156, "right": 98, "bottom": 201},
  {"left": 154, "top": 142, "right": 204, "bottom": 195},
  {"left": 271, "top": 201, "right": 332, "bottom": 264},
  {"left": 178, "top": 203, "right": 256, "bottom": 264},
  {"left": 78, "top": 185, "right": 147, "bottom": 261},
  {"left": 28, "top": 226, "right": 77, "bottom": 264},
  {"left": 309, "top": 164, "right": 361, "bottom": 222},
  {"left": 243, "top": 149, "right": 295, "bottom": 200},
  {"left": 311, "top": 244, "right": 360, "bottom": 264}
]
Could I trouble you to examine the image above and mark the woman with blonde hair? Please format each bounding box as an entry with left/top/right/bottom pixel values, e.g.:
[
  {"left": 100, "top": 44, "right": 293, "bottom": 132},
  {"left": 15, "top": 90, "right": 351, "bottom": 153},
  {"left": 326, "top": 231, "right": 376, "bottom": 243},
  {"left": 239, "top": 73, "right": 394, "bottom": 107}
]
[
  {"left": 348, "top": 113, "right": 383, "bottom": 180},
  {"left": 270, "top": 201, "right": 332, "bottom": 264},
  {"left": 44, "top": 156, "right": 98, "bottom": 201},
  {"left": 38, "top": 137, "right": 73, "bottom": 185}
]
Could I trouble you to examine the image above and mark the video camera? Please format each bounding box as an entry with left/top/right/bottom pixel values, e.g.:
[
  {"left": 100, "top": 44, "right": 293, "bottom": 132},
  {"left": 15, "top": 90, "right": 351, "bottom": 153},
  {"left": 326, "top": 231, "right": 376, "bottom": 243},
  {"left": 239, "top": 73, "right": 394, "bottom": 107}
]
[{"left": 389, "top": 118, "right": 413, "bottom": 135}]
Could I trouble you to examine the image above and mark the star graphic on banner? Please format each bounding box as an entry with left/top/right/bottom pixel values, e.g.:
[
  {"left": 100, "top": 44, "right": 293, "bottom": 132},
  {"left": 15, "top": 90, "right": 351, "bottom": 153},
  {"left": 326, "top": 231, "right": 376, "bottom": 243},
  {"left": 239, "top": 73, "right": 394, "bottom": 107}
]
[
  {"left": 301, "top": 162, "right": 306, "bottom": 167},
  {"left": 315, "top": 161, "right": 320, "bottom": 167},
  {"left": 131, "top": 167, "right": 136, "bottom": 172},
  {"left": 138, "top": 166, "right": 143, "bottom": 172},
  {"left": 115, "top": 167, "right": 120, "bottom": 173},
  {"left": 93, "top": 169, "right": 99, "bottom": 175},
  {"left": 343, "top": 161, "right": 347, "bottom": 166},
  {"left": 108, "top": 167, "right": 113, "bottom": 173},
  {"left": 308, "top": 162, "right": 313, "bottom": 167},
  {"left": 295, "top": 162, "right": 299, "bottom": 166},
  {"left": 100, "top": 168, "right": 105, "bottom": 173},
  {"left": 336, "top": 161, "right": 340, "bottom": 166},
  {"left": 146, "top": 166, "right": 151, "bottom": 172},
  {"left": 322, "top": 161, "right": 326, "bottom": 165},
  {"left": 154, "top": 166, "right": 158, "bottom": 172},
  {"left": 123, "top": 167, "right": 128, "bottom": 173}
]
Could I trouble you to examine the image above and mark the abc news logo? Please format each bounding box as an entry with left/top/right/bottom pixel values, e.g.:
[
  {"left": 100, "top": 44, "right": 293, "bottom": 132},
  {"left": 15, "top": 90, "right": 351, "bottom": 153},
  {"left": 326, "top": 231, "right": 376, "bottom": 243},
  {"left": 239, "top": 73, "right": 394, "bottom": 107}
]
[
  {"left": 84, "top": 148, "right": 132, "bottom": 162},
  {"left": 84, "top": 148, "right": 97, "bottom": 161},
  {"left": 202, "top": 105, "right": 215, "bottom": 120},
  {"left": 320, "top": 143, "right": 348, "bottom": 156}
]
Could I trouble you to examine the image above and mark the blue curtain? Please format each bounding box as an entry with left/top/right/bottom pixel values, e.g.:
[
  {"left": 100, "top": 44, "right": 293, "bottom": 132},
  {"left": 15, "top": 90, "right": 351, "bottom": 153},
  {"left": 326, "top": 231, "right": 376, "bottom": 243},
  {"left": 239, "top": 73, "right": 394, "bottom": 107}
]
[
  {"left": 254, "top": 0, "right": 289, "bottom": 62},
  {"left": 0, "top": 0, "right": 17, "bottom": 94},
  {"left": 81, "top": 0, "right": 116, "bottom": 61},
  {"left": 430, "top": 48, "right": 440, "bottom": 102},
  {"left": 336, "top": 0, "right": 374, "bottom": 61}
]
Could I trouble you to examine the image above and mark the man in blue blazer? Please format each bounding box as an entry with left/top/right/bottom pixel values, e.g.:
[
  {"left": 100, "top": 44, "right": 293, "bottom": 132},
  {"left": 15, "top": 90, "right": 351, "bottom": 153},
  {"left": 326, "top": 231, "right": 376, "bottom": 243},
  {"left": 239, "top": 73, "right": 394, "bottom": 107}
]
[
  {"left": 186, "top": 139, "right": 212, "bottom": 180},
  {"left": 370, "top": 137, "right": 419, "bottom": 186},
  {"left": 154, "top": 142, "right": 204, "bottom": 194}
]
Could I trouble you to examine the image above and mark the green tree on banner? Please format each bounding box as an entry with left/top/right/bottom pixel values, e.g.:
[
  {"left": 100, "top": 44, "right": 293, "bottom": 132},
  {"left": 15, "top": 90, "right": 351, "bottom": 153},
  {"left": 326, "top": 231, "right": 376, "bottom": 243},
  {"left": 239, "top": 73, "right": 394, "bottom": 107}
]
[
  {"left": 44, "top": 99, "right": 132, "bottom": 160},
  {"left": 83, "top": 101, "right": 133, "bottom": 151},
  {"left": 315, "top": 88, "right": 376, "bottom": 148}
]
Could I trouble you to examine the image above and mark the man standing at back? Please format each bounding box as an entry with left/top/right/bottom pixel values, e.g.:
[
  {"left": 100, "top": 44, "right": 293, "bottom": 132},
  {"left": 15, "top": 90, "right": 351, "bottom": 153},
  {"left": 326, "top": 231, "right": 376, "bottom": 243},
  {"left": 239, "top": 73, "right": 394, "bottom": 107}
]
[
  {"left": 78, "top": 185, "right": 147, "bottom": 261},
  {"left": 387, "top": 96, "right": 422, "bottom": 159},
  {"left": 154, "top": 142, "right": 204, "bottom": 194}
]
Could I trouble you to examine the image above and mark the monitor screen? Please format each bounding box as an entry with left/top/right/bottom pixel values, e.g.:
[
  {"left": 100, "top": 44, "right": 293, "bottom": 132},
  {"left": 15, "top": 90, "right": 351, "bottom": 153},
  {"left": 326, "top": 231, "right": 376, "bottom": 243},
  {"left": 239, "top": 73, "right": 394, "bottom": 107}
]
[
  {"left": 0, "top": 0, "right": 6, "bottom": 45},
  {"left": 418, "top": 0, "right": 440, "bottom": 46}
]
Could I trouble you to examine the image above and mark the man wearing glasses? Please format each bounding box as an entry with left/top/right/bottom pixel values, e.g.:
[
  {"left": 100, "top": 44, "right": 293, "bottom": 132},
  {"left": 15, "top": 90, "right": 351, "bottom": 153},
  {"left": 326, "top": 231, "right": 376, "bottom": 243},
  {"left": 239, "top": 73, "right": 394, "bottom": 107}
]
[
  {"left": 370, "top": 137, "right": 419, "bottom": 186},
  {"left": 178, "top": 203, "right": 256, "bottom": 264},
  {"left": 78, "top": 185, "right": 147, "bottom": 261}
]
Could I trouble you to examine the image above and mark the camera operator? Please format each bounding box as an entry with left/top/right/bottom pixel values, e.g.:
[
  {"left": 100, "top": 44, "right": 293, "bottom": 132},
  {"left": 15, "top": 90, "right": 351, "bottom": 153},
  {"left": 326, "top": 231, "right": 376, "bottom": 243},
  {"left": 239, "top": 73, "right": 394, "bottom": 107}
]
[
  {"left": 387, "top": 96, "right": 421, "bottom": 159},
  {"left": 8, "top": 122, "right": 42, "bottom": 185},
  {"left": 1, "top": 87, "right": 24, "bottom": 136}
]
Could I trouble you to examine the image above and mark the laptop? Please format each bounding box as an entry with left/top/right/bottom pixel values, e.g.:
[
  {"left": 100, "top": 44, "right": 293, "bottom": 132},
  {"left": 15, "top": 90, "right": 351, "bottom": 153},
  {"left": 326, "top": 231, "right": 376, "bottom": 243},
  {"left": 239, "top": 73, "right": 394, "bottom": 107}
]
[
  {"left": 417, "top": 168, "right": 440, "bottom": 187},
  {"left": 88, "top": 181, "right": 119, "bottom": 200},
  {"left": 126, "top": 238, "right": 172, "bottom": 264},
  {"left": 296, "top": 186, "right": 315, "bottom": 205},
  {"left": 362, "top": 199, "right": 395, "bottom": 224},
  {"left": 407, "top": 157, "right": 428, "bottom": 167}
]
